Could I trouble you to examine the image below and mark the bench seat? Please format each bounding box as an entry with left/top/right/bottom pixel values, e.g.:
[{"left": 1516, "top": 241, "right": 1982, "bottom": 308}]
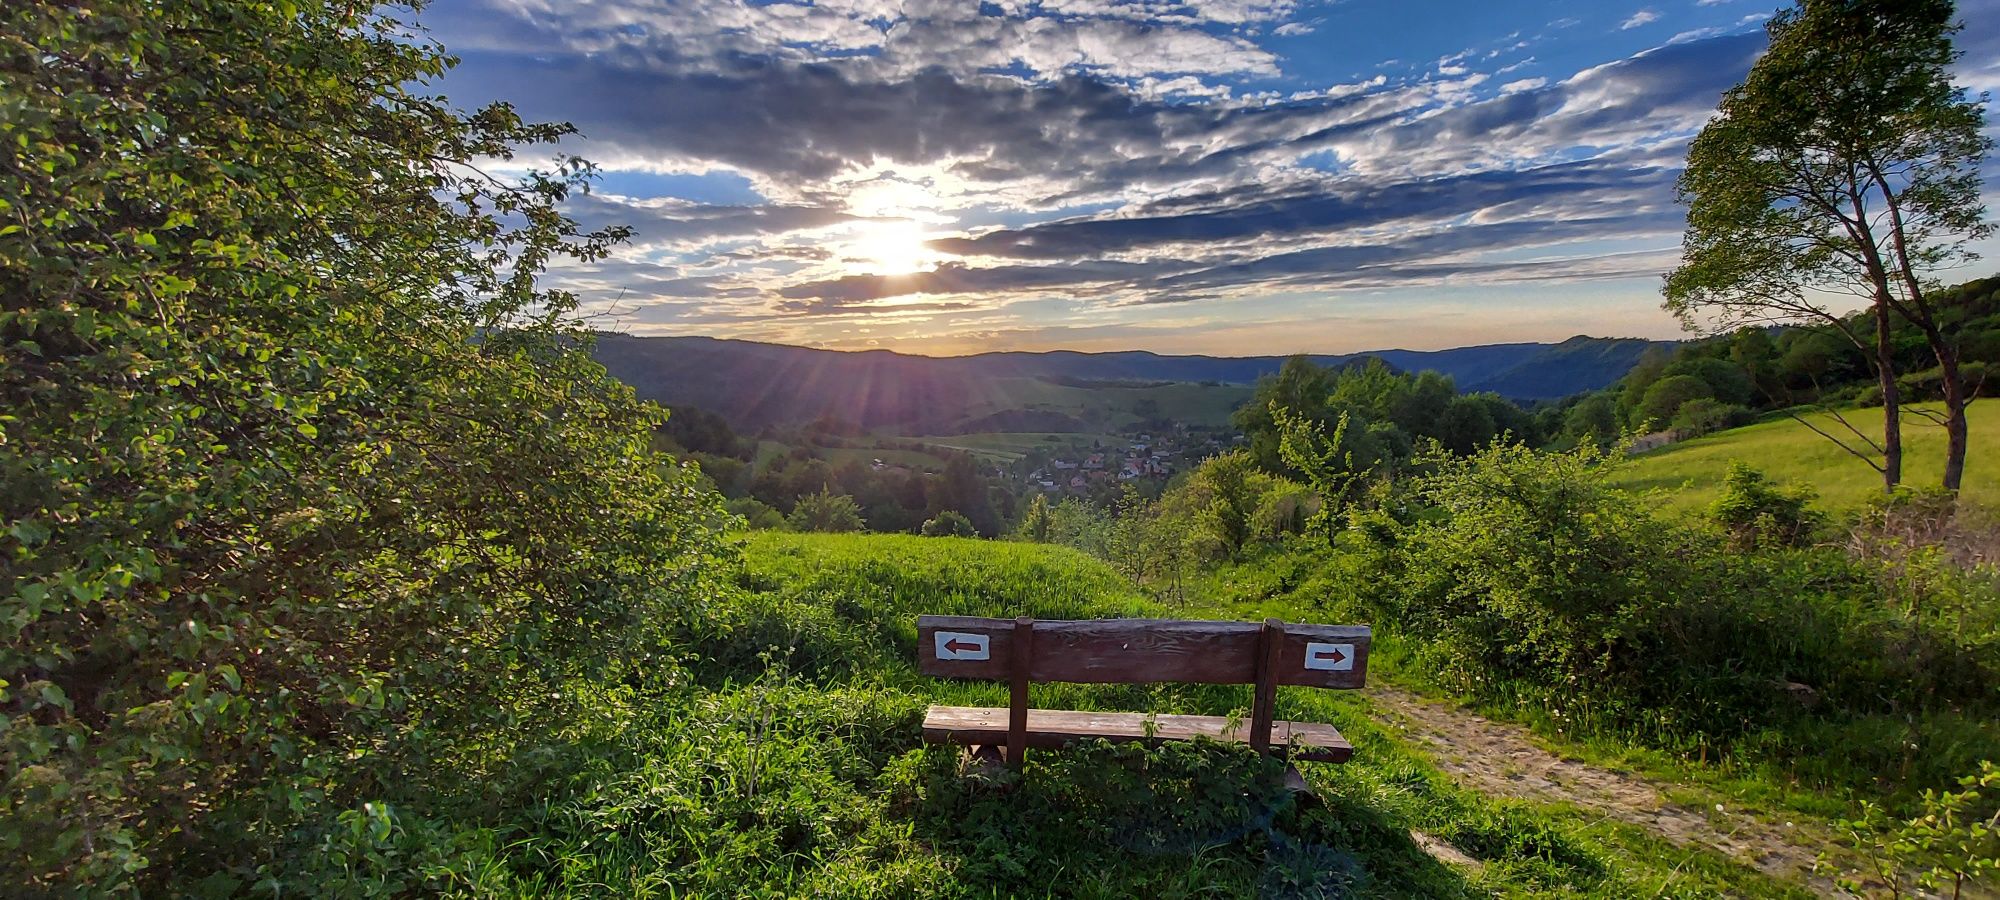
[{"left": 921, "top": 705, "right": 1353, "bottom": 763}]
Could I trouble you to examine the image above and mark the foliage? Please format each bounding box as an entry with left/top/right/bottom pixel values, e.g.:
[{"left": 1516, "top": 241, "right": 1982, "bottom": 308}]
[
  {"left": 725, "top": 496, "right": 786, "bottom": 530},
  {"left": 1837, "top": 762, "right": 1999, "bottom": 898},
  {"left": 1669, "top": 398, "right": 1752, "bottom": 440},
  {"left": 1017, "top": 492, "right": 1053, "bottom": 542},
  {"left": 1238, "top": 358, "right": 1534, "bottom": 480},
  {"left": 1353, "top": 443, "right": 2000, "bottom": 772},
  {"left": 0, "top": 1, "right": 733, "bottom": 892},
  {"left": 1185, "top": 451, "right": 1270, "bottom": 559},
  {"left": 1234, "top": 356, "right": 1339, "bottom": 474},
  {"left": 1276, "top": 407, "right": 1374, "bottom": 541},
  {"left": 788, "top": 491, "right": 867, "bottom": 532},
  {"left": 1636, "top": 374, "right": 1716, "bottom": 429},
  {"left": 920, "top": 510, "right": 978, "bottom": 537},
  {"left": 1711, "top": 463, "right": 1826, "bottom": 548}
]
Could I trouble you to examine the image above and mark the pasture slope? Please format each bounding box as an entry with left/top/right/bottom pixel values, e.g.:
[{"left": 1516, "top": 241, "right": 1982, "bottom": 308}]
[
  {"left": 1614, "top": 403, "right": 2000, "bottom": 513},
  {"left": 569, "top": 531, "right": 1827, "bottom": 898}
]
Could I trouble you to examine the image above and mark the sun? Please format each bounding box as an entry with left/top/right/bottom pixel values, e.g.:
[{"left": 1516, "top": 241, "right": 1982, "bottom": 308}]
[{"left": 848, "top": 219, "right": 937, "bottom": 275}]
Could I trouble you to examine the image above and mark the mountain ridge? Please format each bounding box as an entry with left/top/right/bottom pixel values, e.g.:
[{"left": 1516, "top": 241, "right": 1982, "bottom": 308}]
[{"left": 591, "top": 332, "right": 1676, "bottom": 432}]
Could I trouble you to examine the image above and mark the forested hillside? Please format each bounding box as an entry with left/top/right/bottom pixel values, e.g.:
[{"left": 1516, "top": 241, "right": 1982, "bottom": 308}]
[{"left": 591, "top": 333, "right": 1671, "bottom": 432}]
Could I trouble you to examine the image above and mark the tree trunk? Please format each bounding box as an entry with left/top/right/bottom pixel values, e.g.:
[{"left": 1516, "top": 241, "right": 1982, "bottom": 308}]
[
  {"left": 1937, "top": 344, "right": 1967, "bottom": 492},
  {"left": 1874, "top": 300, "right": 1903, "bottom": 491}
]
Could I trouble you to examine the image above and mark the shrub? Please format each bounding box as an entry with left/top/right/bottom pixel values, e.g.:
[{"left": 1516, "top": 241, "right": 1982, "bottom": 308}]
[
  {"left": 788, "top": 491, "right": 866, "bottom": 532},
  {"left": 1353, "top": 444, "right": 1999, "bottom": 757},
  {"left": 921, "top": 510, "right": 979, "bottom": 537},
  {"left": 1837, "top": 761, "right": 2000, "bottom": 898},
  {"left": 1, "top": 2, "right": 730, "bottom": 891},
  {"left": 1710, "top": 462, "right": 1825, "bottom": 548},
  {"left": 727, "top": 497, "right": 786, "bottom": 530}
]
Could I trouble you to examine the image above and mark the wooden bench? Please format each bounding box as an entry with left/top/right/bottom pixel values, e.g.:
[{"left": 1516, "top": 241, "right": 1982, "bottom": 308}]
[{"left": 917, "top": 615, "right": 1370, "bottom": 767}]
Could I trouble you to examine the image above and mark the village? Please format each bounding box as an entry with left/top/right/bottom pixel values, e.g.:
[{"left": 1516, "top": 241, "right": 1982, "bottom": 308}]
[{"left": 1019, "top": 426, "right": 1238, "bottom": 496}]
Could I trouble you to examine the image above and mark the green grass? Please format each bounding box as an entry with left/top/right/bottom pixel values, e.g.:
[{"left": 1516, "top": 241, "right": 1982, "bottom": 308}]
[
  {"left": 1612, "top": 402, "right": 1999, "bottom": 513},
  {"left": 453, "top": 532, "right": 1821, "bottom": 897}
]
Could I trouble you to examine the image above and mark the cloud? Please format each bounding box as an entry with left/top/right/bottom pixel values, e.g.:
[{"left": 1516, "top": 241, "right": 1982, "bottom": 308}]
[
  {"left": 417, "top": 2, "right": 1815, "bottom": 347},
  {"left": 1620, "top": 9, "right": 1660, "bottom": 29}
]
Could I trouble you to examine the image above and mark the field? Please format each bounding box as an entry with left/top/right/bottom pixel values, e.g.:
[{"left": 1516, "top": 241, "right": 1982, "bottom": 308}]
[
  {"left": 948, "top": 377, "right": 1251, "bottom": 433},
  {"left": 913, "top": 431, "right": 1128, "bottom": 463},
  {"left": 496, "top": 531, "right": 1825, "bottom": 898},
  {"left": 1613, "top": 402, "right": 2000, "bottom": 512}
]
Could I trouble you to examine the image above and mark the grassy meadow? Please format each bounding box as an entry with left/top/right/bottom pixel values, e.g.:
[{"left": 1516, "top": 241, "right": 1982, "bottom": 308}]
[
  {"left": 473, "top": 531, "right": 1820, "bottom": 898},
  {"left": 1613, "top": 403, "right": 2000, "bottom": 512}
]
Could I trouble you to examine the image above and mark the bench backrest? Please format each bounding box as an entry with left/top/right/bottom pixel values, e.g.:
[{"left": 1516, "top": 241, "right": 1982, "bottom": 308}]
[{"left": 917, "top": 615, "right": 1370, "bottom": 689}]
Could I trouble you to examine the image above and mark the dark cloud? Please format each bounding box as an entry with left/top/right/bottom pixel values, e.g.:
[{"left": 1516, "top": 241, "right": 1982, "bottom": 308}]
[
  {"left": 931, "top": 156, "right": 1681, "bottom": 259},
  {"left": 775, "top": 259, "right": 1172, "bottom": 304},
  {"left": 563, "top": 194, "right": 863, "bottom": 246}
]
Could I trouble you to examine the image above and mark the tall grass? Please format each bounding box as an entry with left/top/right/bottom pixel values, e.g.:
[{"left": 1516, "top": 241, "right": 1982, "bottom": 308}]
[{"left": 362, "top": 533, "right": 1820, "bottom": 897}]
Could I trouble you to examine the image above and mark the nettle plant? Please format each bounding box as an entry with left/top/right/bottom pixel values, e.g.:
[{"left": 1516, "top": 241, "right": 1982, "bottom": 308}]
[{"left": 1, "top": 1, "right": 727, "bottom": 892}]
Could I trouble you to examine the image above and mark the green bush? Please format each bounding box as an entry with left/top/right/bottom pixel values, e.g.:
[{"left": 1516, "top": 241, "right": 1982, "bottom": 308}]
[
  {"left": 1353, "top": 444, "right": 1999, "bottom": 764},
  {"left": 787, "top": 491, "right": 866, "bottom": 532},
  {"left": 725, "top": 496, "right": 786, "bottom": 530},
  {"left": 1710, "top": 462, "right": 1825, "bottom": 548},
  {"left": 1, "top": 1, "right": 730, "bottom": 891},
  {"left": 920, "top": 510, "right": 978, "bottom": 537}
]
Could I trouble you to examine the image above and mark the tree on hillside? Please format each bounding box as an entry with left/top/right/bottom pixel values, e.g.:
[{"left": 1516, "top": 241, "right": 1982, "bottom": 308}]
[
  {"left": 1, "top": 1, "right": 729, "bottom": 890},
  {"left": 930, "top": 453, "right": 1001, "bottom": 536},
  {"left": 1190, "top": 451, "right": 1265, "bottom": 559},
  {"left": 1234, "top": 356, "right": 1337, "bottom": 474},
  {"left": 1019, "top": 493, "right": 1054, "bottom": 542},
  {"left": 1665, "top": 0, "right": 1991, "bottom": 492},
  {"left": 1636, "top": 375, "right": 1716, "bottom": 430},
  {"left": 788, "top": 491, "right": 866, "bottom": 532}
]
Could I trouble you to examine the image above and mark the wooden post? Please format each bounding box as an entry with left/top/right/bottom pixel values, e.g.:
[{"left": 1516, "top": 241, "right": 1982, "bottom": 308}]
[
  {"left": 1008, "top": 615, "right": 1033, "bottom": 768},
  {"left": 1250, "top": 618, "right": 1281, "bottom": 753}
]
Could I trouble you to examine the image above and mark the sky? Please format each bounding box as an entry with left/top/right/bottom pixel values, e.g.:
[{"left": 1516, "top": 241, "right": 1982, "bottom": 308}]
[{"left": 420, "top": 0, "right": 2000, "bottom": 356}]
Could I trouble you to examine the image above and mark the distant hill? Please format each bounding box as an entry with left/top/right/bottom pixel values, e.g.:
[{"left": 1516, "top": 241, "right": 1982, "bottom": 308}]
[{"left": 590, "top": 333, "right": 1675, "bottom": 433}]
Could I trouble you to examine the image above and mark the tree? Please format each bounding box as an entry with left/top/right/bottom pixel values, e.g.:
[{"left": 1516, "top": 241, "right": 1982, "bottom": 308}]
[
  {"left": 1189, "top": 451, "right": 1265, "bottom": 559},
  {"left": 1431, "top": 396, "right": 1497, "bottom": 454},
  {"left": 2, "top": 1, "right": 730, "bottom": 890},
  {"left": 787, "top": 491, "right": 866, "bottom": 532},
  {"left": 1636, "top": 375, "right": 1716, "bottom": 429},
  {"left": 1019, "top": 493, "right": 1054, "bottom": 542},
  {"left": 1559, "top": 393, "right": 1623, "bottom": 449},
  {"left": 930, "top": 453, "right": 1000, "bottom": 536},
  {"left": 1234, "top": 356, "right": 1337, "bottom": 474},
  {"left": 1665, "top": 0, "right": 1992, "bottom": 492},
  {"left": 1275, "top": 407, "right": 1373, "bottom": 543}
]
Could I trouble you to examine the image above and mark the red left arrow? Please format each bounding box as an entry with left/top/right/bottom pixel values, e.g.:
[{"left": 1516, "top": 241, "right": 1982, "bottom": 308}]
[{"left": 945, "top": 639, "right": 981, "bottom": 654}]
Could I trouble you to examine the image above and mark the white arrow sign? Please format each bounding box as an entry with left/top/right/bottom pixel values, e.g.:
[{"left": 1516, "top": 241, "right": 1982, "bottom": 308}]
[
  {"left": 933, "top": 631, "right": 991, "bottom": 661},
  {"left": 1304, "top": 642, "right": 1355, "bottom": 671}
]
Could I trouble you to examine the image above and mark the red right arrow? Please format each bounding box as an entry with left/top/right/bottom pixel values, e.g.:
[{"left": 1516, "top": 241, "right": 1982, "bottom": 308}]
[
  {"left": 1311, "top": 647, "right": 1347, "bottom": 664},
  {"left": 945, "top": 639, "right": 981, "bottom": 654}
]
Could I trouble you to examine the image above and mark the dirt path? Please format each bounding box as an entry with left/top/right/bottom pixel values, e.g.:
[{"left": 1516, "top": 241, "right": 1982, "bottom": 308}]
[{"left": 1370, "top": 685, "right": 1853, "bottom": 891}]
